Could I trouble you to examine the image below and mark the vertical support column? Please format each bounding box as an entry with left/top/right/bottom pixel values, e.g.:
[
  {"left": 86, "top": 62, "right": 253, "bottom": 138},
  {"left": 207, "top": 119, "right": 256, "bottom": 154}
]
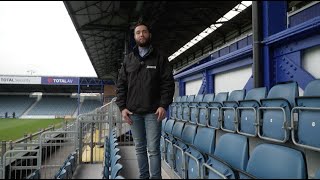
[
  {"left": 77, "top": 78, "right": 81, "bottom": 116},
  {"left": 179, "top": 79, "right": 185, "bottom": 96},
  {"left": 261, "top": 1, "right": 287, "bottom": 89},
  {"left": 205, "top": 70, "right": 214, "bottom": 94},
  {"left": 252, "top": 1, "right": 263, "bottom": 88}
]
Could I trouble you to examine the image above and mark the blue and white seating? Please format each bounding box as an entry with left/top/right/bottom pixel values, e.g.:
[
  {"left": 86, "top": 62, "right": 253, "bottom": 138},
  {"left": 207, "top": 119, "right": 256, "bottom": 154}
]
[
  {"left": 291, "top": 79, "right": 320, "bottom": 152},
  {"left": 258, "top": 82, "right": 298, "bottom": 143},
  {"left": 190, "top": 95, "right": 204, "bottom": 124},
  {"left": 221, "top": 90, "right": 246, "bottom": 132},
  {"left": 240, "top": 144, "right": 306, "bottom": 179},
  {"left": 208, "top": 92, "right": 228, "bottom": 129},
  {"left": 202, "top": 133, "right": 248, "bottom": 179},
  {"left": 237, "top": 87, "right": 267, "bottom": 137},
  {"left": 197, "top": 94, "right": 214, "bottom": 126}
]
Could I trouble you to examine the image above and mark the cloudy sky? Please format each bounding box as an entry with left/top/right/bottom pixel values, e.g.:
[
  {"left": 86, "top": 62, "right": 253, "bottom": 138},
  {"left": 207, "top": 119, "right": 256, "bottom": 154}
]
[{"left": 0, "top": 1, "right": 97, "bottom": 77}]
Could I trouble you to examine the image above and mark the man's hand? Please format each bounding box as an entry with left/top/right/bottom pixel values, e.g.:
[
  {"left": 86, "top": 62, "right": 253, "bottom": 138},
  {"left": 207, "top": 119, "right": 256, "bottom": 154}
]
[
  {"left": 155, "top": 107, "right": 166, "bottom": 121},
  {"left": 122, "top": 109, "right": 133, "bottom": 125}
]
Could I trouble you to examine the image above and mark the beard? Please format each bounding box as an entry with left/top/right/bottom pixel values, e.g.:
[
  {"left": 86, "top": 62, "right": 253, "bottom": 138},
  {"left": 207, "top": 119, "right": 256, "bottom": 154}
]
[{"left": 135, "top": 37, "right": 151, "bottom": 47}]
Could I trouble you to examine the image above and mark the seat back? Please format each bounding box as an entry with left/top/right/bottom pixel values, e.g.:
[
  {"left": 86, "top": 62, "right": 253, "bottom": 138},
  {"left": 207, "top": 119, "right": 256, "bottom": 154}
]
[
  {"left": 238, "top": 87, "right": 267, "bottom": 136},
  {"left": 183, "top": 95, "right": 195, "bottom": 121},
  {"left": 304, "top": 79, "right": 320, "bottom": 96},
  {"left": 227, "top": 90, "right": 245, "bottom": 102},
  {"left": 295, "top": 79, "right": 320, "bottom": 150},
  {"left": 222, "top": 90, "right": 245, "bottom": 131},
  {"left": 208, "top": 92, "right": 228, "bottom": 129},
  {"left": 213, "top": 92, "right": 228, "bottom": 104},
  {"left": 164, "top": 119, "right": 175, "bottom": 135},
  {"left": 245, "top": 87, "right": 267, "bottom": 101},
  {"left": 172, "top": 121, "right": 185, "bottom": 139},
  {"left": 181, "top": 123, "right": 197, "bottom": 145},
  {"left": 193, "top": 127, "right": 215, "bottom": 154},
  {"left": 214, "top": 133, "right": 248, "bottom": 171},
  {"left": 111, "top": 163, "right": 123, "bottom": 179},
  {"left": 260, "top": 82, "right": 298, "bottom": 142},
  {"left": 246, "top": 144, "right": 306, "bottom": 179},
  {"left": 172, "top": 96, "right": 181, "bottom": 119},
  {"left": 190, "top": 94, "right": 204, "bottom": 124},
  {"left": 198, "top": 94, "right": 214, "bottom": 125},
  {"left": 266, "top": 82, "right": 298, "bottom": 107},
  {"left": 177, "top": 96, "right": 188, "bottom": 120}
]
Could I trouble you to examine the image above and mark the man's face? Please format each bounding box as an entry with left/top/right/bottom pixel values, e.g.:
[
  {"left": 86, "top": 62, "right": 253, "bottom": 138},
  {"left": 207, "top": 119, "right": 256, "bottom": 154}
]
[{"left": 134, "top": 25, "right": 151, "bottom": 47}]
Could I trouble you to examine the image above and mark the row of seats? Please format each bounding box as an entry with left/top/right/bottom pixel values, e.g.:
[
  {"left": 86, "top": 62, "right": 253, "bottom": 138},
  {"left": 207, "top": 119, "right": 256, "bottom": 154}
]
[
  {"left": 28, "top": 96, "right": 78, "bottom": 116},
  {"left": 103, "top": 129, "right": 124, "bottom": 179},
  {"left": 0, "top": 95, "right": 35, "bottom": 117},
  {"left": 169, "top": 80, "right": 320, "bottom": 151},
  {"left": 161, "top": 118, "right": 310, "bottom": 179},
  {"left": 54, "top": 151, "right": 78, "bottom": 179},
  {"left": 80, "top": 100, "right": 102, "bottom": 114}
]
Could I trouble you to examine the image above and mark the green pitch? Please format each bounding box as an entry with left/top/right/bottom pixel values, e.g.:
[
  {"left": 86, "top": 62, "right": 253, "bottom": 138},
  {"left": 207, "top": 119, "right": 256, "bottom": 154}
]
[{"left": 0, "top": 118, "right": 64, "bottom": 141}]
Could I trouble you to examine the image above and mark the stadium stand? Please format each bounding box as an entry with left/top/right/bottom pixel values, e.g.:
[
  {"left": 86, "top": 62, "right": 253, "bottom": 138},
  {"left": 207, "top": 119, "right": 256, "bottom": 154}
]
[
  {"left": 0, "top": 95, "right": 36, "bottom": 118},
  {"left": 80, "top": 100, "right": 102, "bottom": 114},
  {"left": 27, "top": 96, "right": 77, "bottom": 116}
]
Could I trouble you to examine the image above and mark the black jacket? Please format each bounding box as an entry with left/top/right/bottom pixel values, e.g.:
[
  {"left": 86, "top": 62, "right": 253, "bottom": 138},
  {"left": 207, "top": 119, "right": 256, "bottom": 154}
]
[{"left": 116, "top": 46, "right": 175, "bottom": 114}]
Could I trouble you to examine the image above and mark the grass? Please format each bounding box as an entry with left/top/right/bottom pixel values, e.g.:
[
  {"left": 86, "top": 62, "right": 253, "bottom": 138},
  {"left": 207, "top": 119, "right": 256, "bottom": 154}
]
[{"left": 0, "top": 118, "right": 65, "bottom": 141}]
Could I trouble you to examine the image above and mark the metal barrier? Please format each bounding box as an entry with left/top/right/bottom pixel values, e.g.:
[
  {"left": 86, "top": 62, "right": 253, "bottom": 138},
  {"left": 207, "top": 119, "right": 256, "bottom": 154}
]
[
  {"left": 0, "top": 157, "right": 3, "bottom": 179},
  {"left": 0, "top": 97, "right": 133, "bottom": 179},
  {"left": 39, "top": 131, "right": 77, "bottom": 179},
  {"left": 78, "top": 114, "right": 109, "bottom": 164},
  {"left": 2, "top": 150, "right": 40, "bottom": 179}
]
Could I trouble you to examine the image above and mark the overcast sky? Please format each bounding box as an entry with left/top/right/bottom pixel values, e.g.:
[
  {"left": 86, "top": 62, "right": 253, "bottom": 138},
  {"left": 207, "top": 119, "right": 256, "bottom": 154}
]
[{"left": 0, "top": 1, "right": 97, "bottom": 77}]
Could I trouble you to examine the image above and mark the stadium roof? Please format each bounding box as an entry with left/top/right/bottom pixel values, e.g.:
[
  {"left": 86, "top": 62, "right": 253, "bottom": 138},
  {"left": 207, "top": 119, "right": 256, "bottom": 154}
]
[{"left": 63, "top": 1, "right": 252, "bottom": 81}]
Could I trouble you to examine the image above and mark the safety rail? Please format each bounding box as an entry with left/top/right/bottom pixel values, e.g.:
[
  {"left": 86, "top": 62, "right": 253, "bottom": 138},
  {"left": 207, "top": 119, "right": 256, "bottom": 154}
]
[{"left": 0, "top": 97, "right": 130, "bottom": 179}]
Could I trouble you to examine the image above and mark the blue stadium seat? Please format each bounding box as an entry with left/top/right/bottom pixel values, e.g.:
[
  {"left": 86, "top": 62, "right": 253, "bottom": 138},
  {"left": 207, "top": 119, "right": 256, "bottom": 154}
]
[
  {"left": 177, "top": 96, "right": 188, "bottom": 121},
  {"left": 165, "top": 121, "right": 185, "bottom": 168},
  {"left": 258, "top": 82, "right": 298, "bottom": 143},
  {"left": 291, "top": 79, "right": 320, "bottom": 151},
  {"left": 161, "top": 118, "right": 168, "bottom": 160},
  {"left": 243, "top": 144, "right": 306, "bottom": 179},
  {"left": 173, "top": 123, "right": 197, "bottom": 178},
  {"left": 237, "top": 87, "right": 267, "bottom": 137},
  {"left": 64, "top": 161, "right": 72, "bottom": 179},
  {"left": 68, "top": 155, "right": 76, "bottom": 173},
  {"left": 221, "top": 90, "right": 246, "bottom": 132},
  {"left": 56, "top": 169, "right": 67, "bottom": 179},
  {"left": 190, "top": 94, "right": 204, "bottom": 124},
  {"left": 26, "top": 169, "right": 41, "bottom": 179},
  {"left": 185, "top": 126, "right": 215, "bottom": 179},
  {"left": 111, "top": 155, "right": 121, "bottom": 168},
  {"left": 171, "top": 96, "right": 181, "bottom": 119},
  {"left": 203, "top": 133, "right": 248, "bottom": 179},
  {"left": 197, "top": 94, "right": 214, "bottom": 126},
  {"left": 182, "top": 95, "right": 195, "bottom": 122},
  {"left": 208, "top": 92, "right": 228, "bottom": 129},
  {"left": 162, "top": 119, "right": 175, "bottom": 164},
  {"left": 103, "top": 165, "right": 109, "bottom": 179},
  {"left": 111, "top": 163, "right": 123, "bottom": 179}
]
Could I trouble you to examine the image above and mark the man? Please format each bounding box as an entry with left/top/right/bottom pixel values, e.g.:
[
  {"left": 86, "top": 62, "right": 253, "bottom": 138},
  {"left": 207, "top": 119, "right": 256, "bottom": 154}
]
[{"left": 116, "top": 21, "right": 175, "bottom": 179}]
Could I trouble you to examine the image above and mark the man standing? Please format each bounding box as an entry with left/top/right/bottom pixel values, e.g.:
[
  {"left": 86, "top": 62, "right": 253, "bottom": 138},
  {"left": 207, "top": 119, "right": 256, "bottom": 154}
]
[{"left": 116, "top": 21, "right": 175, "bottom": 179}]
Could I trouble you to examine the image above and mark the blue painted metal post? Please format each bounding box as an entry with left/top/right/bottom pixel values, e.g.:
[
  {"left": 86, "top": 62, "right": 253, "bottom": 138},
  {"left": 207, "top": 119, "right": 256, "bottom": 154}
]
[
  {"left": 206, "top": 70, "right": 214, "bottom": 94},
  {"left": 262, "top": 1, "right": 287, "bottom": 89},
  {"left": 179, "top": 79, "right": 185, "bottom": 96}
]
